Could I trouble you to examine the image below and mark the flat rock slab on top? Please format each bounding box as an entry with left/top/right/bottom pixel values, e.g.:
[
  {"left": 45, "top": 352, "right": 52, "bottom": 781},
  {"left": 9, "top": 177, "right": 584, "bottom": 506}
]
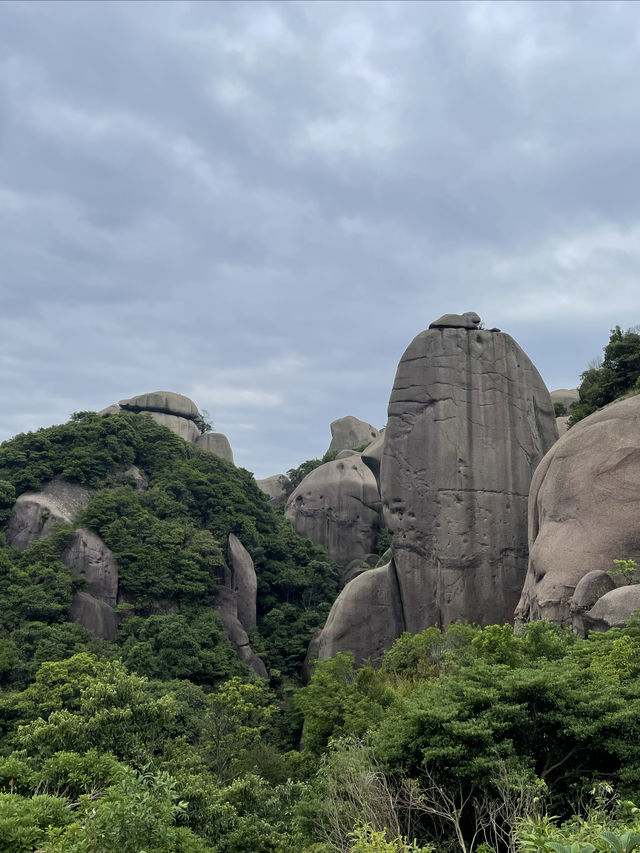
[{"left": 119, "top": 391, "right": 201, "bottom": 421}]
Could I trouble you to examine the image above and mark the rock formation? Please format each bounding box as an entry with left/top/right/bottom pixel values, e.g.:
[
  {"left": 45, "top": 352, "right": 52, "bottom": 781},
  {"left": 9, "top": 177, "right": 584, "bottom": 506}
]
[
  {"left": 6, "top": 478, "right": 91, "bottom": 550},
  {"left": 428, "top": 311, "right": 481, "bottom": 330},
  {"left": 327, "top": 416, "right": 379, "bottom": 455},
  {"left": 256, "top": 474, "right": 289, "bottom": 506},
  {"left": 285, "top": 456, "right": 382, "bottom": 569},
  {"left": 62, "top": 528, "right": 119, "bottom": 607},
  {"left": 582, "top": 585, "right": 640, "bottom": 633},
  {"left": 316, "top": 315, "right": 557, "bottom": 663},
  {"left": 227, "top": 533, "right": 257, "bottom": 630},
  {"left": 516, "top": 395, "right": 640, "bottom": 627},
  {"left": 101, "top": 391, "right": 235, "bottom": 464},
  {"left": 196, "top": 432, "right": 234, "bottom": 464}
]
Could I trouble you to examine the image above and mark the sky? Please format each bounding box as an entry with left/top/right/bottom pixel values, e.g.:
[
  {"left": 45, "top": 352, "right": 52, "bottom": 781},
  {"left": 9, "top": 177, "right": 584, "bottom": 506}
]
[{"left": 1, "top": 0, "right": 640, "bottom": 478}]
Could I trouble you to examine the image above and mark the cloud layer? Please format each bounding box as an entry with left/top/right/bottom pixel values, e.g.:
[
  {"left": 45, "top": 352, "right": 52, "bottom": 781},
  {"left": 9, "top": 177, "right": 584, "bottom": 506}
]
[{"left": 1, "top": 1, "right": 639, "bottom": 476}]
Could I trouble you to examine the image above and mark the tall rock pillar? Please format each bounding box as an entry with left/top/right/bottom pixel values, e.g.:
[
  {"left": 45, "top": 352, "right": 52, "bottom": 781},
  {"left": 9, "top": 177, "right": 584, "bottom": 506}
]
[{"left": 316, "top": 313, "right": 557, "bottom": 664}]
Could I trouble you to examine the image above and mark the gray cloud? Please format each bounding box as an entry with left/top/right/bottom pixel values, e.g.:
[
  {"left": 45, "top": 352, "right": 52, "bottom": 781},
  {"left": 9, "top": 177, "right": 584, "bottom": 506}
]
[{"left": 1, "top": 0, "right": 639, "bottom": 477}]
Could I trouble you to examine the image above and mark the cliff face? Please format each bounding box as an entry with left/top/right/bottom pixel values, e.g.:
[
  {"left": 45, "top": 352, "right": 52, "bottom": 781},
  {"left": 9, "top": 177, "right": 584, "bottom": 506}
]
[{"left": 317, "top": 317, "right": 558, "bottom": 664}]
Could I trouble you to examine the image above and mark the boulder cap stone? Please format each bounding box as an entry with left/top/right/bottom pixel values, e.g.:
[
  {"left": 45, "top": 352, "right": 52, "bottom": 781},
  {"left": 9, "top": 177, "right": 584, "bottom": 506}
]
[
  {"left": 428, "top": 311, "right": 481, "bottom": 329},
  {"left": 119, "top": 391, "right": 201, "bottom": 422},
  {"left": 327, "top": 415, "right": 380, "bottom": 454}
]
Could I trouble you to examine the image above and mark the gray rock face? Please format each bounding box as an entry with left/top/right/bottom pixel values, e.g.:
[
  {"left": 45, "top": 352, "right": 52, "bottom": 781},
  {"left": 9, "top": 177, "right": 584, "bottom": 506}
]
[
  {"left": 550, "top": 388, "right": 579, "bottom": 410},
  {"left": 570, "top": 570, "right": 617, "bottom": 636},
  {"left": 70, "top": 592, "right": 118, "bottom": 641},
  {"left": 215, "top": 586, "right": 267, "bottom": 678},
  {"left": 361, "top": 432, "right": 385, "bottom": 489},
  {"left": 317, "top": 561, "right": 405, "bottom": 665},
  {"left": 381, "top": 323, "right": 557, "bottom": 633},
  {"left": 429, "top": 311, "right": 481, "bottom": 330},
  {"left": 119, "top": 391, "right": 201, "bottom": 422},
  {"left": 6, "top": 479, "right": 91, "bottom": 550},
  {"left": 515, "top": 395, "right": 640, "bottom": 627},
  {"left": 196, "top": 432, "right": 234, "bottom": 463},
  {"left": 556, "top": 415, "right": 570, "bottom": 436},
  {"left": 317, "top": 319, "right": 557, "bottom": 664},
  {"left": 327, "top": 416, "right": 379, "bottom": 455},
  {"left": 227, "top": 533, "right": 257, "bottom": 630},
  {"left": 285, "top": 457, "right": 382, "bottom": 568},
  {"left": 583, "top": 585, "right": 640, "bottom": 633},
  {"left": 62, "top": 528, "right": 119, "bottom": 607},
  {"left": 256, "top": 474, "right": 289, "bottom": 506},
  {"left": 146, "top": 412, "right": 201, "bottom": 443}
]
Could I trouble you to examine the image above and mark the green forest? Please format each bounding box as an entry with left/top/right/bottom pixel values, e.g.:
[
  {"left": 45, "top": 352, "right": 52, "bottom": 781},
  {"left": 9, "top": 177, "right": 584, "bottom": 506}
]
[{"left": 2, "top": 351, "right": 640, "bottom": 851}]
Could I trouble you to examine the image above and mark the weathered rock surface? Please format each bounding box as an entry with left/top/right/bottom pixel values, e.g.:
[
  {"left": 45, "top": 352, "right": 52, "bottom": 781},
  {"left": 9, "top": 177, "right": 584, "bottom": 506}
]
[
  {"left": 336, "top": 449, "right": 360, "bottom": 459},
  {"left": 70, "top": 592, "right": 118, "bottom": 641},
  {"left": 516, "top": 395, "right": 640, "bottom": 627},
  {"left": 119, "top": 391, "right": 201, "bottom": 422},
  {"left": 196, "top": 432, "right": 234, "bottom": 463},
  {"left": 570, "top": 570, "right": 616, "bottom": 636},
  {"left": 583, "top": 585, "right": 640, "bottom": 633},
  {"left": 317, "top": 561, "right": 405, "bottom": 664},
  {"left": 327, "top": 416, "right": 379, "bottom": 455},
  {"left": 361, "top": 432, "right": 385, "bottom": 489},
  {"left": 62, "top": 528, "right": 119, "bottom": 607},
  {"left": 6, "top": 479, "right": 91, "bottom": 550},
  {"left": 103, "top": 391, "right": 236, "bottom": 463},
  {"left": 215, "top": 586, "right": 267, "bottom": 678},
  {"left": 146, "top": 412, "right": 201, "bottom": 443},
  {"left": 428, "top": 311, "right": 481, "bottom": 330},
  {"left": 317, "top": 318, "right": 557, "bottom": 662},
  {"left": 285, "top": 457, "right": 382, "bottom": 568},
  {"left": 556, "top": 416, "right": 570, "bottom": 436},
  {"left": 381, "top": 322, "right": 557, "bottom": 633},
  {"left": 112, "top": 465, "right": 149, "bottom": 492},
  {"left": 256, "top": 474, "right": 289, "bottom": 506},
  {"left": 550, "top": 388, "right": 579, "bottom": 410},
  {"left": 227, "top": 533, "right": 257, "bottom": 630}
]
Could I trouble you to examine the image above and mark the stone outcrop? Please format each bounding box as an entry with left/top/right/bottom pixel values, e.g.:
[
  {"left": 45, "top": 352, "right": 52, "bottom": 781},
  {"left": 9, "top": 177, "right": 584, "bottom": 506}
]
[
  {"left": 361, "top": 432, "right": 385, "bottom": 489},
  {"left": 317, "top": 315, "right": 557, "bottom": 663},
  {"left": 550, "top": 388, "right": 579, "bottom": 410},
  {"left": 119, "top": 391, "right": 202, "bottom": 421},
  {"left": 582, "top": 585, "right": 640, "bottom": 633},
  {"left": 102, "top": 391, "right": 235, "bottom": 463},
  {"left": 70, "top": 592, "right": 118, "bottom": 642},
  {"left": 227, "top": 533, "right": 257, "bottom": 630},
  {"left": 62, "top": 528, "right": 119, "bottom": 607},
  {"left": 215, "top": 586, "right": 267, "bottom": 678},
  {"left": 515, "top": 395, "right": 640, "bottom": 627},
  {"left": 327, "top": 416, "right": 379, "bottom": 455},
  {"left": 256, "top": 474, "right": 289, "bottom": 506},
  {"left": 285, "top": 457, "right": 382, "bottom": 569},
  {"left": 196, "top": 432, "right": 234, "bottom": 463},
  {"left": 429, "top": 311, "right": 481, "bottom": 330},
  {"left": 570, "top": 570, "right": 616, "bottom": 636},
  {"left": 317, "top": 561, "right": 405, "bottom": 664},
  {"left": 6, "top": 479, "right": 91, "bottom": 550}
]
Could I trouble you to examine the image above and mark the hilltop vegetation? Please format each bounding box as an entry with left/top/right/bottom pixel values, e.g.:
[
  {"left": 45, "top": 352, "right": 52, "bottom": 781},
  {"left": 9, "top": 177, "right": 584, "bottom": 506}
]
[{"left": 3, "top": 406, "right": 640, "bottom": 850}]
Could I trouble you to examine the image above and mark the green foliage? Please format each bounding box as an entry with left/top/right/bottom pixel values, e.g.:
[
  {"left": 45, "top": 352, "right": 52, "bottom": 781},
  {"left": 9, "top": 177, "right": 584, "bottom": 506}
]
[
  {"left": 295, "top": 654, "right": 395, "bottom": 755},
  {"left": 0, "top": 792, "right": 74, "bottom": 852},
  {"left": 284, "top": 449, "right": 338, "bottom": 495},
  {"left": 554, "top": 402, "right": 568, "bottom": 416},
  {"left": 569, "top": 326, "right": 640, "bottom": 426},
  {"left": 350, "top": 822, "right": 432, "bottom": 852},
  {"left": 609, "top": 560, "right": 640, "bottom": 584}
]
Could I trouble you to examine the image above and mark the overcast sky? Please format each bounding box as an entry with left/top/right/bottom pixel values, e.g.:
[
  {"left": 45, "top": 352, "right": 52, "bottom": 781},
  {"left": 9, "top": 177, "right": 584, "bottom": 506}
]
[{"left": 1, "top": 1, "right": 639, "bottom": 478}]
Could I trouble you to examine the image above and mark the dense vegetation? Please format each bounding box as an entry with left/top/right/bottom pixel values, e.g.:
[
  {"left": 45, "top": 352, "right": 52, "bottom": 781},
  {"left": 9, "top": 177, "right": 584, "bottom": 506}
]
[
  {"left": 569, "top": 326, "right": 640, "bottom": 426},
  {"left": 3, "top": 410, "right": 640, "bottom": 850}
]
